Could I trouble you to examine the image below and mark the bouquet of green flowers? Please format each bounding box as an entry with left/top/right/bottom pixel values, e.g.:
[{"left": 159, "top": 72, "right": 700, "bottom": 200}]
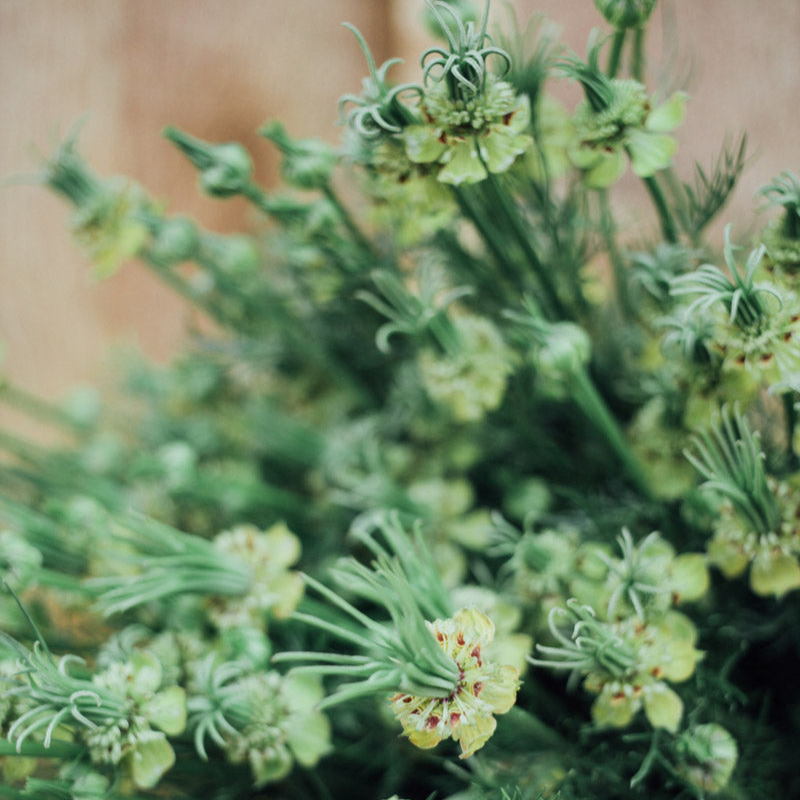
[{"left": 2, "top": 1, "right": 799, "bottom": 798}]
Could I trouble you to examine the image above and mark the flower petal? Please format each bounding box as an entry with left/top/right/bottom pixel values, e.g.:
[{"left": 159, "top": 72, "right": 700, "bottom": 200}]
[
  {"left": 643, "top": 685, "right": 683, "bottom": 733},
  {"left": 437, "top": 138, "right": 487, "bottom": 185},
  {"left": 125, "top": 732, "right": 175, "bottom": 789},
  {"left": 457, "top": 713, "right": 497, "bottom": 758},
  {"left": 626, "top": 129, "right": 676, "bottom": 177},
  {"left": 403, "top": 125, "right": 447, "bottom": 164},
  {"left": 646, "top": 92, "right": 688, "bottom": 132},
  {"left": 750, "top": 551, "right": 800, "bottom": 597}
]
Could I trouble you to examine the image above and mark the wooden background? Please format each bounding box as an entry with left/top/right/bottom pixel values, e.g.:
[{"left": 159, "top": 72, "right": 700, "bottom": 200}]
[{"left": 1, "top": 0, "right": 798, "bottom": 410}]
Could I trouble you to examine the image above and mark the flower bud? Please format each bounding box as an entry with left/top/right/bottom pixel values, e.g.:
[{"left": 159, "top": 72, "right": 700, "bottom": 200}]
[
  {"left": 164, "top": 126, "right": 253, "bottom": 198},
  {"left": 594, "top": 0, "right": 657, "bottom": 28},
  {"left": 534, "top": 322, "right": 592, "bottom": 397},
  {"left": 259, "top": 120, "right": 336, "bottom": 190},
  {"left": 148, "top": 215, "right": 200, "bottom": 265}
]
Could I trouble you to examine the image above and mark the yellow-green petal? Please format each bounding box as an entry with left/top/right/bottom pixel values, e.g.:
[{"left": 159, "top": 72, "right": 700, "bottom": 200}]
[
  {"left": 479, "top": 664, "right": 521, "bottom": 714},
  {"left": 591, "top": 687, "right": 637, "bottom": 728},
  {"left": 129, "top": 650, "right": 162, "bottom": 697},
  {"left": 626, "top": 129, "right": 676, "bottom": 177},
  {"left": 143, "top": 686, "right": 187, "bottom": 735},
  {"left": 286, "top": 711, "right": 332, "bottom": 767},
  {"left": 437, "top": 138, "right": 488, "bottom": 186},
  {"left": 478, "top": 127, "right": 533, "bottom": 175},
  {"left": 707, "top": 537, "right": 749, "bottom": 578},
  {"left": 403, "top": 125, "right": 447, "bottom": 164},
  {"left": 453, "top": 606, "right": 495, "bottom": 642},
  {"left": 643, "top": 685, "right": 683, "bottom": 732},
  {"left": 671, "top": 553, "right": 710, "bottom": 603},
  {"left": 125, "top": 733, "right": 175, "bottom": 789},
  {"left": 584, "top": 148, "right": 627, "bottom": 188},
  {"left": 456, "top": 713, "right": 497, "bottom": 758},
  {"left": 646, "top": 92, "right": 688, "bottom": 133},
  {"left": 749, "top": 551, "right": 800, "bottom": 598}
]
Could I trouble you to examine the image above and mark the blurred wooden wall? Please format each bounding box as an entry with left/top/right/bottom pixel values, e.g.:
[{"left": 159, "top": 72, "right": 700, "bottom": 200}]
[{"left": 1, "top": 0, "right": 798, "bottom": 410}]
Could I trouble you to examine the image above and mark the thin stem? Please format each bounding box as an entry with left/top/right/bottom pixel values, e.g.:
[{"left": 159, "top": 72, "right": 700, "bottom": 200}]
[
  {"left": 606, "top": 30, "right": 626, "bottom": 78},
  {"left": 642, "top": 175, "right": 678, "bottom": 243},
  {"left": 598, "top": 190, "right": 631, "bottom": 316},
  {"left": 0, "top": 384, "right": 80, "bottom": 433},
  {"left": 631, "top": 26, "right": 646, "bottom": 82},
  {"left": 571, "top": 368, "right": 654, "bottom": 499},
  {"left": 483, "top": 174, "right": 568, "bottom": 319},
  {"left": 784, "top": 393, "right": 799, "bottom": 472},
  {"left": 451, "top": 186, "right": 524, "bottom": 294},
  {"left": 321, "top": 183, "right": 378, "bottom": 262}
]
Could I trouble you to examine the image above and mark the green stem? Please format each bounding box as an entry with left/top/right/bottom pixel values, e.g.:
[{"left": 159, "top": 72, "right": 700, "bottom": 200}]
[
  {"left": 483, "top": 174, "right": 568, "bottom": 319},
  {"left": 0, "top": 384, "right": 79, "bottom": 433},
  {"left": 452, "top": 187, "right": 524, "bottom": 295},
  {"left": 784, "top": 393, "right": 799, "bottom": 471},
  {"left": 642, "top": 175, "right": 678, "bottom": 243},
  {"left": 571, "top": 368, "right": 654, "bottom": 499},
  {"left": 598, "top": 190, "right": 631, "bottom": 316},
  {"left": 631, "top": 26, "right": 646, "bottom": 82},
  {"left": 321, "top": 183, "right": 378, "bottom": 261},
  {"left": 606, "top": 30, "right": 626, "bottom": 78}
]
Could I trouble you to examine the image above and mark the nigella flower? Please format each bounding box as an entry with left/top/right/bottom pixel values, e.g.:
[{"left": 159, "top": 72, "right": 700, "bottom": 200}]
[
  {"left": 275, "top": 512, "right": 521, "bottom": 758},
  {"left": 403, "top": 75, "right": 533, "bottom": 185},
  {"left": 208, "top": 522, "right": 305, "bottom": 629},
  {"left": 389, "top": 607, "right": 519, "bottom": 758},
  {"left": 530, "top": 600, "right": 702, "bottom": 733},
  {"left": 560, "top": 37, "right": 686, "bottom": 188},
  {"left": 687, "top": 406, "right": 800, "bottom": 598}
]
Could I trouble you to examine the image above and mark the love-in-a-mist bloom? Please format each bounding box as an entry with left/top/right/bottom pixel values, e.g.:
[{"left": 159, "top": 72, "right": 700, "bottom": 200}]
[{"left": 389, "top": 607, "right": 520, "bottom": 758}]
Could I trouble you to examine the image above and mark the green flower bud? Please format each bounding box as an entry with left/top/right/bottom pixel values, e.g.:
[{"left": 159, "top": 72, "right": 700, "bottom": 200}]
[
  {"left": 533, "top": 322, "right": 592, "bottom": 397},
  {"left": 148, "top": 215, "right": 200, "bottom": 265},
  {"left": 259, "top": 120, "right": 337, "bottom": 190},
  {"left": 594, "top": 0, "right": 657, "bottom": 28},
  {"left": 199, "top": 233, "right": 261, "bottom": 279},
  {"left": 164, "top": 126, "right": 253, "bottom": 198},
  {"left": 675, "top": 723, "right": 738, "bottom": 794}
]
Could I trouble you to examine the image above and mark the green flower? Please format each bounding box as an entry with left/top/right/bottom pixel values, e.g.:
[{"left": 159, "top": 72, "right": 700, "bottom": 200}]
[
  {"left": 531, "top": 601, "right": 702, "bottom": 733},
  {"left": 568, "top": 85, "right": 686, "bottom": 188},
  {"left": 208, "top": 522, "right": 305, "bottom": 629},
  {"left": 706, "top": 480, "right": 800, "bottom": 598},
  {"left": 87, "top": 650, "right": 186, "bottom": 789},
  {"left": 560, "top": 40, "right": 686, "bottom": 188},
  {"left": 403, "top": 76, "right": 533, "bottom": 185},
  {"left": 418, "top": 314, "right": 515, "bottom": 422},
  {"left": 389, "top": 607, "right": 520, "bottom": 758},
  {"left": 189, "top": 659, "right": 331, "bottom": 786}
]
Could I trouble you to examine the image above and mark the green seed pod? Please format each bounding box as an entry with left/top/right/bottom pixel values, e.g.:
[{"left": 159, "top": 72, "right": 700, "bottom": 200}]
[{"left": 594, "top": 0, "right": 657, "bottom": 28}]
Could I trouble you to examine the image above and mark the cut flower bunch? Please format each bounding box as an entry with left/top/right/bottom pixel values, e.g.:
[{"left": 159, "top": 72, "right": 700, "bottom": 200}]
[{"left": 2, "top": 1, "right": 800, "bottom": 798}]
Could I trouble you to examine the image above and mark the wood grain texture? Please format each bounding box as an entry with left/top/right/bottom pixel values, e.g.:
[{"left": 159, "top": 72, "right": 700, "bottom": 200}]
[{"left": 1, "top": 0, "right": 799, "bottom": 413}]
